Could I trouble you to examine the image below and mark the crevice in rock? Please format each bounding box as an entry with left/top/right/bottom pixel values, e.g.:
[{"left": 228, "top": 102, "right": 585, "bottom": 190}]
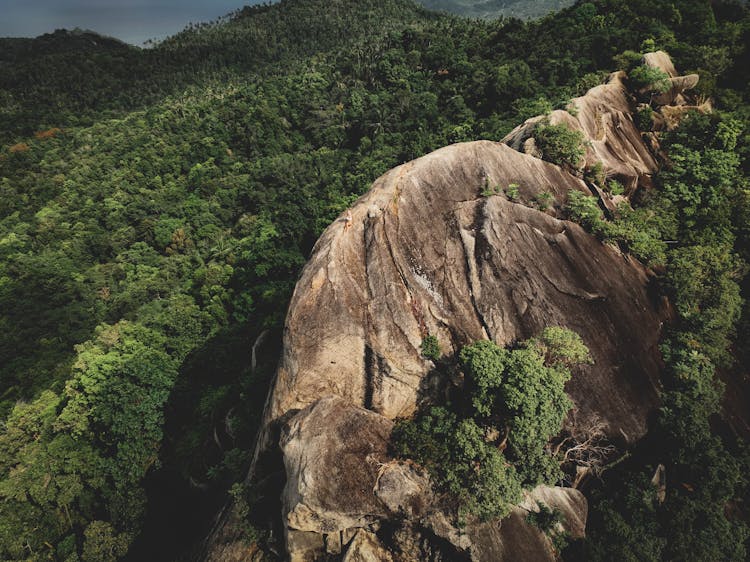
[
  {"left": 364, "top": 344, "right": 375, "bottom": 411},
  {"left": 465, "top": 200, "right": 494, "bottom": 341}
]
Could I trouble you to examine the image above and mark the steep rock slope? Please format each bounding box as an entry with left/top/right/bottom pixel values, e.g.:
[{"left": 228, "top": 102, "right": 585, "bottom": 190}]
[
  {"left": 268, "top": 138, "right": 664, "bottom": 444},
  {"left": 503, "top": 71, "right": 658, "bottom": 194},
  {"left": 203, "top": 54, "right": 700, "bottom": 561},
  {"left": 256, "top": 138, "right": 667, "bottom": 561}
]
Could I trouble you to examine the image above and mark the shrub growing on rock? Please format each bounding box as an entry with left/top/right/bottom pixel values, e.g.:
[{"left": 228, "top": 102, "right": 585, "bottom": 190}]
[
  {"left": 421, "top": 334, "right": 441, "bottom": 361},
  {"left": 392, "top": 328, "right": 591, "bottom": 521},
  {"left": 534, "top": 122, "right": 586, "bottom": 169},
  {"left": 628, "top": 65, "right": 671, "bottom": 94}
]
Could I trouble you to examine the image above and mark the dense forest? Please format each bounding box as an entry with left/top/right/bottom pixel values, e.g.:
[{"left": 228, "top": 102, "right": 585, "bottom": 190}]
[
  {"left": 419, "top": 0, "right": 574, "bottom": 19},
  {"left": 1, "top": 0, "right": 749, "bottom": 560}
]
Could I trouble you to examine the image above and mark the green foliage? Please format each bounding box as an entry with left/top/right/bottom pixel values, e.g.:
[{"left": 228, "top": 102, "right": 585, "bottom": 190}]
[
  {"left": 526, "top": 501, "right": 564, "bottom": 533},
  {"left": 481, "top": 180, "right": 502, "bottom": 197},
  {"left": 534, "top": 326, "right": 592, "bottom": 366},
  {"left": 636, "top": 105, "right": 655, "bottom": 130},
  {"left": 613, "top": 49, "right": 645, "bottom": 72},
  {"left": 583, "top": 471, "right": 667, "bottom": 561},
  {"left": 228, "top": 482, "right": 264, "bottom": 544},
  {"left": 527, "top": 501, "right": 569, "bottom": 552},
  {"left": 513, "top": 97, "right": 553, "bottom": 122},
  {"left": 628, "top": 64, "right": 672, "bottom": 93},
  {"left": 534, "top": 190, "right": 555, "bottom": 210},
  {"left": 82, "top": 522, "right": 131, "bottom": 562},
  {"left": 585, "top": 161, "right": 606, "bottom": 186},
  {"left": 583, "top": 87, "right": 750, "bottom": 562},
  {"left": 459, "top": 340, "right": 509, "bottom": 417},
  {"left": 667, "top": 244, "right": 743, "bottom": 365},
  {"left": 566, "top": 190, "right": 606, "bottom": 232},
  {"left": 534, "top": 122, "right": 586, "bottom": 169},
  {"left": 607, "top": 179, "right": 624, "bottom": 196},
  {"left": 421, "top": 334, "right": 441, "bottom": 361},
  {"left": 505, "top": 183, "right": 520, "bottom": 201},
  {"left": 418, "top": 0, "right": 574, "bottom": 20},
  {"left": 0, "top": 0, "right": 748, "bottom": 557},
  {"left": 395, "top": 329, "right": 590, "bottom": 520},
  {"left": 566, "top": 191, "right": 668, "bottom": 266}
]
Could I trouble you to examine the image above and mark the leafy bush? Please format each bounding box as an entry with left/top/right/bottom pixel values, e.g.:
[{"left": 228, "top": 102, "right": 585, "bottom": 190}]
[
  {"left": 629, "top": 65, "right": 671, "bottom": 93},
  {"left": 534, "top": 122, "right": 586, "bottom": 169},
  {"left": 606, "top": 179, "right": 624, "bottom": 196},
  {"left": 393, "top": 329, "right": 591, "bottom": 520},
  {"left": 421, "top": 334, "right": 441, "bottom": 361},
  {"left": 636, "top": 105, "right": 655, "bottom": 130}
]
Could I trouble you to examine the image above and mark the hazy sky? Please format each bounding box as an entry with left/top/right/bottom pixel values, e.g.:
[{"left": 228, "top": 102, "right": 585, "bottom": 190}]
[{"left": 0, "top": 0, "right": 270, "bottom": 46}]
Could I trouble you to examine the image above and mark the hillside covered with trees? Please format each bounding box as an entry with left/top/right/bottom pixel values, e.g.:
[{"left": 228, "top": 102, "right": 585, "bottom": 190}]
[
  {"left": 1, "top": 0, "right": 749, "bottom": 560},
  {"left": 419, "top": 0, "right": 574, "bottom": 19}
]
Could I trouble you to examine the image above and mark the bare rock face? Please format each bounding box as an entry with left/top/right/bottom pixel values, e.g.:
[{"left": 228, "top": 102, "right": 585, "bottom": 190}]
[
  {"left": 280, "top": 395, "right": 431, "bottom": 537},
  {"left": 503, "top": 71, "right": 658, "bottom": 194},
  {"left": 466, "top": 486, "right": 587, "bottom": 562},
  {"left": 643, "top": 50, "right": 679, "bottom": 77},
  {"left": 342, "top": 530, "right": 394, "bottom": 562},
  {"left": 269, "top": 139, "right": 664, "bottom": 443},
  {"left": 203, "top": 60, "right": 679, "bottom": 562},
  {"left": 280, "top": 396, "right": 589, "bottom": 562},
  {"left": 503, "top": 52, "right": 699, "bottom": 195}
]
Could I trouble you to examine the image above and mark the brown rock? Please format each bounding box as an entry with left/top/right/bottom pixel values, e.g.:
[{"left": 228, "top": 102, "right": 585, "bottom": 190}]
[
  {"left": 466, "top": 486, "right": 587, "bottom": 562},
  {"left": 342, "top": 530, "right": 394, "bottom": 562},
  {"left": 269, "top": 139, "right": 664, "bottom": 442},
  {"left": 642, "top": 51, "right": 679, "bottom": 77},
  {"left": 654, "top": 74, "right": 700, "bottom": 106},
  {"left": 503, "top": 72, "right": 658, "bottom": 194},
  {"left": 280, "top": 396, "right": 393, "bottom": 534}
]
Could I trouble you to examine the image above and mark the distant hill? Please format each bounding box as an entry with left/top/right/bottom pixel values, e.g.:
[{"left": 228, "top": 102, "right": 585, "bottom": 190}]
[{"left": 418, "top": 0, "right": 575, "bottom": 19}]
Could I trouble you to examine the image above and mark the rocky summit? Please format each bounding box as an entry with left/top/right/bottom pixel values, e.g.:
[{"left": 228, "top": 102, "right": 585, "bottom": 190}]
[{"left": 202, "top": 51, "right": 706, "bottom": 561}]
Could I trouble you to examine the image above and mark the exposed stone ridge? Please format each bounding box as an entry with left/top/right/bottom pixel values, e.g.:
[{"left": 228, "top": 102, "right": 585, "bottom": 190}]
[
  {"left": 203, "top": 64, "right": 677, "bottom": 561},
  {"left": 503, "top": 71, "right": 658, "bottom": 194},
  {"left": 267, "top": 138, "right": 664, "bottom": 442},
  {"left": 502, "top": 51, "right": 699, "bottom": 195}
]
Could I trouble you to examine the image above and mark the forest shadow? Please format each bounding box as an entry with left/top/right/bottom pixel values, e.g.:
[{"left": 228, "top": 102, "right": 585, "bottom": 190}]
[{"left": 125, "top": 323, "right": 282, "bottom": 562}]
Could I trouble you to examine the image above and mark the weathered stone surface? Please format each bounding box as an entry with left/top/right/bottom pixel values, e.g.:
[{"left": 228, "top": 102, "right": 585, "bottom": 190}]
[
  {"left": 374, "top": 460, "right": 432, "bottom": 518},
  {"left": 503, "top": 71, "right": 658, "bottom": 193},
  {"left": 654, "top": 74, "right": 700, "bottom": 106},
  {"left": 342, "top": 530, "right": 394, "bottom": 562},
  {"left": 466, "top": 486, "right": 586, "bottom": 562},
  {"left": 280, "top": 396, "right": 432, "bottom": 532},
  {"left": 268, "top": 141, "right": 603, "bottom": 425},
  {"left": 521, "top": 486, "right": 587, "bottom": 539},
  {"left": 643, "top": 50, "right": 678, "bottom": 77},
  {"left": 268, "top": 138, "right": 664, "bottom": 442},
  {"left": 281, "top": 396, "right": 393, "bottom": 534},
  {"left": 287, "top": 529, "right": 325, "bottom": 562}
]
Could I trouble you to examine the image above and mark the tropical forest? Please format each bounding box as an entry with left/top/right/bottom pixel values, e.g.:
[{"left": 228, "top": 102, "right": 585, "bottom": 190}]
[{"left": 0, "top": 0, "right": 749, "bottom": 560}]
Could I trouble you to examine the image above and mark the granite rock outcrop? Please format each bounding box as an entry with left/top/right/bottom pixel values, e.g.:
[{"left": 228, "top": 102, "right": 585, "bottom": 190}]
[{"left": 201, "top": 53, "right": 705, "bottom": 561}]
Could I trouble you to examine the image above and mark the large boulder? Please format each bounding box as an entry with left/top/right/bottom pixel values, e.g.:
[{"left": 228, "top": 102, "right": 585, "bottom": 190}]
[
  {"left": 280, "top": 396, "right": 589, "bottom": 562},
  {"left": 268, "top": 139, "right": 665, "bottom": 443},
  {"left": 203, "top": 59, "right": 677, "bottom": 562}
]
